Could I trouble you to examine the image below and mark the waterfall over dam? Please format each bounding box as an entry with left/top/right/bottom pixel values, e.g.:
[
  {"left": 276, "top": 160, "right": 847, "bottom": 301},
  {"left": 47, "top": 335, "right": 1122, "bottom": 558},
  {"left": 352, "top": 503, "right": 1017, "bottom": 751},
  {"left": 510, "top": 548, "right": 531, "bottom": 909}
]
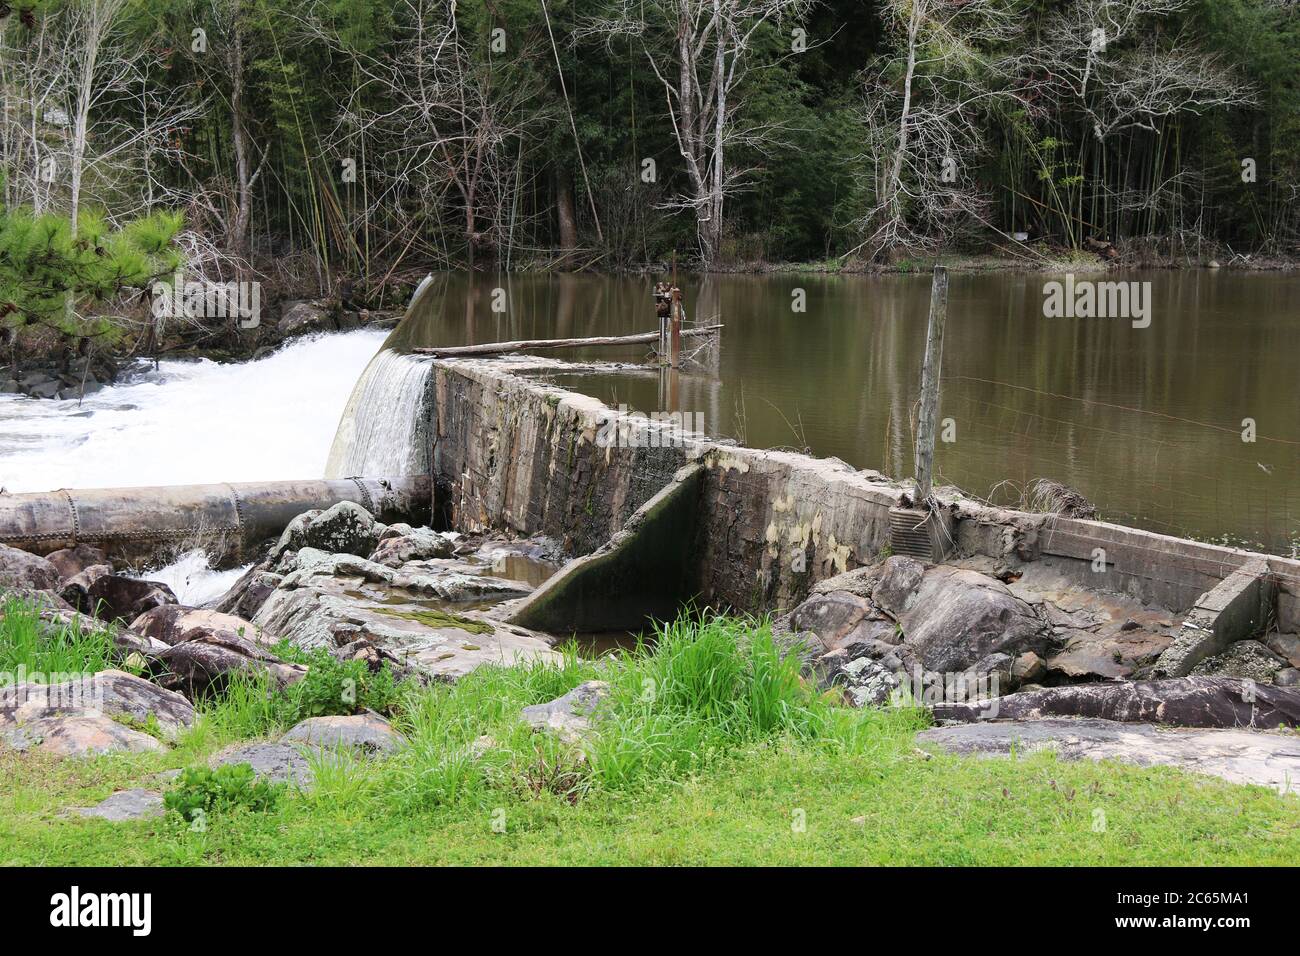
[{"left": 325, "top": 275, "right": 438, "bottom": 479}]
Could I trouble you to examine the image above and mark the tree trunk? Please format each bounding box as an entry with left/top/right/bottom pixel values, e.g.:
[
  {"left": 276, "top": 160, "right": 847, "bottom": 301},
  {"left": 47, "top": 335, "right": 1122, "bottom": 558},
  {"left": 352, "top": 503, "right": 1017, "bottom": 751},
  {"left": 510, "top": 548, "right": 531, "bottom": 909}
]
[{"left": 556, "top": 168, "right": 578, "bottom": 262}]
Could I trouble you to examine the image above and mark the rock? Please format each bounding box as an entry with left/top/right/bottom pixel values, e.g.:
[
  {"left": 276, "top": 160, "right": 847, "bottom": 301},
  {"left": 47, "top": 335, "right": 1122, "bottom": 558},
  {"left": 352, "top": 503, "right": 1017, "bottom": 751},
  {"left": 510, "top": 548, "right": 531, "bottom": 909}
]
[
  {"left": 212, "top": 566, "right": 282, "bottom": 620},
  {"left": 130, "top": 605, "right": 272, "bottom": 648},
  {"left": 45, "top": 544, "right": 109, "bottom": 581},
  {"left": 789, "top": 590, "right": 882, "bottom": 651},
  {"left": 29, "top": 379, "right": 62, "bottom": 399},
  {"left": 277, "top": 300, "right": 330, "bottom": 336},
  {"left": 84, "top": 574, "right": 177, "bottom": 623},
  {"left": 271, "top": 501, "right": 379, "bottom": 562},
  {"left": 919, "top": 718, "right": 1300, "bottom": 794},
  {"left": 792, "top": 557, "right": 1048, "bottom": 677},
  {"left": 1, "top": 715, "right": 164, "bottom": 757},
  {"left": 332, "top": 637, "right": 408, "bottom": 676},
  {"left": 1043, "top": 627, "right": 1171, "bottom": 681},
  {"left": 151, "top": 629, "right": 306, "bottom": 698},
  {"left": 1263, "top": 632, "right": 1300, "bottom": 669},
  {"left": 0, "top": 543, "right": 60, "bottom": 591},
  {"left": 368, "top": 528, "right": 457, "bottom": 567},
  {"left": 211, "top": 742, "right": 315, "bottom": 789},
  {"left": 73, "top": 789, "right": 165, "bottom": 821},
  {"left": 59, "top": 563, "right": 112, "bottom": 612},
  {"left": 1011, "top": 651, "right": 1045, "bottom": 684},
  {"left": 281, "top": 713, "right": 406, "bottom": 754},
  {"left": 872, "top": 555, "right": 927, "bottom": 615},
  {"left": 933, "top": 677, "right": 1300, "bottom": 730},
  {"left": 1191, "top": 640, "right": 1288, "bottom": 683},
  {"left": 0, "top": 378, "right": 19, "bottom": 394},
  {"left": 1276, "top": 668, "right": 1300, "bottom": 687},
  {"left": 520, "top": 681, "right": 611, "bottom": 743},
  {"left": 1, "top": 668, "right": 195, "bottom": 739},
  {"left": 836, "top": 657, "right": 901, "bottom": 708}
]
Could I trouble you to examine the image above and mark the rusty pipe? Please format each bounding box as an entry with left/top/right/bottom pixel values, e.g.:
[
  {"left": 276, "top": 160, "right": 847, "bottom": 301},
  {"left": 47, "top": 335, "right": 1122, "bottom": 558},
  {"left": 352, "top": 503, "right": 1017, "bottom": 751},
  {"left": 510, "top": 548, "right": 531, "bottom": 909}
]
[{"left": 0, "top": 476, "right": 430, "bottom": 568}]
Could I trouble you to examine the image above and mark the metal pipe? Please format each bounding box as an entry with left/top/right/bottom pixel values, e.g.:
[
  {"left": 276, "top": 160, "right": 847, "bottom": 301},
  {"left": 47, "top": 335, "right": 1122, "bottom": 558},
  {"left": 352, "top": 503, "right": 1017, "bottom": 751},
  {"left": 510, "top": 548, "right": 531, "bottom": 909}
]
[{"left": 0, "top": 476, "right": 431, "bottom": 568}]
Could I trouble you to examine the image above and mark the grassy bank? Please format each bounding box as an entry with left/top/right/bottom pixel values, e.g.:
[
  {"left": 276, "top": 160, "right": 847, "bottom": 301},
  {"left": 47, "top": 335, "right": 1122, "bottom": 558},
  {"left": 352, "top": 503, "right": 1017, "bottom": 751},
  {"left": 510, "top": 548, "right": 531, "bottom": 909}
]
[{"left": 1, "top": 611, "right": 1297, "bottom": 865}]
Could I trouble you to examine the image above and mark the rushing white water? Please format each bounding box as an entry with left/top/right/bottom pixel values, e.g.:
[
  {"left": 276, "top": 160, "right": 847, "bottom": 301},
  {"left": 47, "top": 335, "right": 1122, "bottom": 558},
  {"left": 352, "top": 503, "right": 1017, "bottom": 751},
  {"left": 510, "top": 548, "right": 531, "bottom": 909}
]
[
  {"left": 324, "top": 348, "right": 434, "bottom": 478},
  {"left": 324, "top": 274, "right": 438, "bottom": 479},
  {"left": 0, "top": 329, "right": 388, "bottom": 604},
  {"left": 0, "top": 328, "right": 388, "bottom": 492}
]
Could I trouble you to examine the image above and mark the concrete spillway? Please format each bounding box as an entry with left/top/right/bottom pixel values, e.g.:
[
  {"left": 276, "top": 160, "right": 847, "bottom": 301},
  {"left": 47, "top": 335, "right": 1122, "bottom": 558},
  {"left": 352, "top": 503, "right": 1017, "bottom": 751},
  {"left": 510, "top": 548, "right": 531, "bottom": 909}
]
[{"left": 0, "top": 476, "right": 430, "bottom": 567}]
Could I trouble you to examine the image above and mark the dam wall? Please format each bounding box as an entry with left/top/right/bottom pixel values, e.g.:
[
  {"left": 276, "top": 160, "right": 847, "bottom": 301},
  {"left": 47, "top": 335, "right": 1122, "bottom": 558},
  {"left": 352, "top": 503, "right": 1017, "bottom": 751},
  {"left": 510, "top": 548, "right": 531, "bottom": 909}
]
[{"left": 427, "top": 356, "right": 1300, "bottom": 633}]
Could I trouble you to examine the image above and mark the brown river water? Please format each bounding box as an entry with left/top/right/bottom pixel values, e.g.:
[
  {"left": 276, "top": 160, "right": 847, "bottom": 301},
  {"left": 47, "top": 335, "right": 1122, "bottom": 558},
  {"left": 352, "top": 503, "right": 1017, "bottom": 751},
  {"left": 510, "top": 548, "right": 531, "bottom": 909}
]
[{"left": 387, "top": 270, "right": 1300, "bottom": 556}]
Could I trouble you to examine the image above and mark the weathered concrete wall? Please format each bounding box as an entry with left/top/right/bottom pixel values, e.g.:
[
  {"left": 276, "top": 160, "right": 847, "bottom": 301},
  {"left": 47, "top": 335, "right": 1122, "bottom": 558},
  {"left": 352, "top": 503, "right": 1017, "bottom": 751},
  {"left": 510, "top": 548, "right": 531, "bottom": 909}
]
[
  {"left": 428, "top": 357, "right": 902, "bottom": 614},
  {"left": 507, "top": 463, "right": 703, "bottom": 633},
  {"left": 428, "top": 357, "right": 1300, "bottom": 630}
]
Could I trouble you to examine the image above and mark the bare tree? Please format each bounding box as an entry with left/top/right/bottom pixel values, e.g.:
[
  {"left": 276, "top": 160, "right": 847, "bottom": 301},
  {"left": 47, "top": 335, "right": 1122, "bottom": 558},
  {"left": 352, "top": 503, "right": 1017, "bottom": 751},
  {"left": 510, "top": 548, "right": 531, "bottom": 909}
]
[
  {"left": 307, "top": 0, "right": 553, "bottom": 269},
  {"left": 1, "top": 1, "right": 197, "bottom": 231},
  {"left": 851, "top": 0, "right": 1019, "bottom": 259},
  {"left": 581, "top": 0, "right": 811, "bottom": 265},
  {"left": 1007, "top": 0, "right": 1255, "bottom": 246}
]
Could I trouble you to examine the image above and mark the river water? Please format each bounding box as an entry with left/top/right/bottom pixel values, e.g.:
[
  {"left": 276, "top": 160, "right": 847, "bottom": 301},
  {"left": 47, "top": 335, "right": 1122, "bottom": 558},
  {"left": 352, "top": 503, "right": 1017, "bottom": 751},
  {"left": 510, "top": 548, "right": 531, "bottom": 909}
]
[
  {"left": 389, "top": 270, "right": 1300, "bottom": 555},
  {"left": 1, "top": 271, "right": 1296, "bottom": 572}
]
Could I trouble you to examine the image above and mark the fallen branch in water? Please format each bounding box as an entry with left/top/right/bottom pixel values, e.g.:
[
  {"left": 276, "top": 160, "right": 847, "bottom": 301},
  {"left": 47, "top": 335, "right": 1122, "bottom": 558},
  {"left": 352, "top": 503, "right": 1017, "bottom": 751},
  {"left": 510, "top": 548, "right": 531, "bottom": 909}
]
[{"left": 412, "top": 325, "right": 724, "bottom": 358}]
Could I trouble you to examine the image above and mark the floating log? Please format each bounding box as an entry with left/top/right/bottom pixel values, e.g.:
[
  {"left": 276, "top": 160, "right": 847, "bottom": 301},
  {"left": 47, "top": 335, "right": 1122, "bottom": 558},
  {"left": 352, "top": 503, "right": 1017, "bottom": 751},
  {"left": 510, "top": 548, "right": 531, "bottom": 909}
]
[{"left": 412, "top": 325, "right": 723, "bottom": 359}]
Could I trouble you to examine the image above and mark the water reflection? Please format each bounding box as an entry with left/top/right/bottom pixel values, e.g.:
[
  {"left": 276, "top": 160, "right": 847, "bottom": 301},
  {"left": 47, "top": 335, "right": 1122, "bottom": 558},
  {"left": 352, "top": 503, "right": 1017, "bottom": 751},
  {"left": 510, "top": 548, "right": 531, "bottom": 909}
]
[{"left": 387, "top": 271, "right": 1300, "bottom": 554}]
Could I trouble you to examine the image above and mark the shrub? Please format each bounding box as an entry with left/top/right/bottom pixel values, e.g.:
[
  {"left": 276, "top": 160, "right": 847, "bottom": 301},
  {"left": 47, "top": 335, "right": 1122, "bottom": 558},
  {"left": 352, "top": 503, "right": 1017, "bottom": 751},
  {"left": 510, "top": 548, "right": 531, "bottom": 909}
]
[{"left": 163, "top": 763, "right": 284, "bottom": 822}]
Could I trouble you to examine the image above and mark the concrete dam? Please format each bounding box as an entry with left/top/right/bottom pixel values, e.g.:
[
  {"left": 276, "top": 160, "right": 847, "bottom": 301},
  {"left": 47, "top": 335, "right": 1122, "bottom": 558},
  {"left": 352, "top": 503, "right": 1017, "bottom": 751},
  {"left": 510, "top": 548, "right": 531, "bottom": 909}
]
[{"left": 4, "top": 274, "right": 1300, "bottom": 779}]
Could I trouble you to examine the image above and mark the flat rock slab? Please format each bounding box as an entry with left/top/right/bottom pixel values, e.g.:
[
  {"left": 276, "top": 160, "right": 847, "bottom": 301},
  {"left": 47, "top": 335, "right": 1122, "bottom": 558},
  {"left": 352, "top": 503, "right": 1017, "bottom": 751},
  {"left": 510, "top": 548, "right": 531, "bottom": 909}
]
[
  {"left": 211, "top": 742, "right": 316, "bottom": 789},
  {"left": 281, "top": 713, "right": 406, "bottom": 754},
  {"left": 2, "top": 714, "right": 164, "bottom": 757},
  {"left": 919, "top": 718, "right": 1300, "bottom": 794},
  {"left": 1, "top": 669, "right": 194, "bottom": 740},
  {"left": 73, "top": 789, "right": 164, "bottom": 821}
]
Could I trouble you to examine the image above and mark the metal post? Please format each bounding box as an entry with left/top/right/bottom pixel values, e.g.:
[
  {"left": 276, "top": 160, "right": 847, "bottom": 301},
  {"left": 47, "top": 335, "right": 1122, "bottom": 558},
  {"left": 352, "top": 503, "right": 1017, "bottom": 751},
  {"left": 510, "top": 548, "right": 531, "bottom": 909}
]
[{"left": 913, "top": 265, "right": 949, "bottom": 503}]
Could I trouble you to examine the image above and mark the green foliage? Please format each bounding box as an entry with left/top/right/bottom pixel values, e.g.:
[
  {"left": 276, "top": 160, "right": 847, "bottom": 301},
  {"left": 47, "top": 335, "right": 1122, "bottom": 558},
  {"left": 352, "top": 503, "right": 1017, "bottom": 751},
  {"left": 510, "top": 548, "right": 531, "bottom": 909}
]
[
  {"left": 0, "top": 202, "right": 183, "bottom": 341},
  {"left": 283, "top": 647, "right": 401, "bottom": 721},
  {"left": 163, "top": 763, "right": 284, "bottom": 821},
  {"left": 0, "top": 595, "right": 122, "bottom": 678}
]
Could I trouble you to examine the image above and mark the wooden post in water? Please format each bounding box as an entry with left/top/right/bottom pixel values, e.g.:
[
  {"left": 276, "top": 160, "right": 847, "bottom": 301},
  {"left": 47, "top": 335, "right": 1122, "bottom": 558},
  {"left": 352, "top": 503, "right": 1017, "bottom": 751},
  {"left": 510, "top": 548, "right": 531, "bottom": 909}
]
[
  {"left": 913, "top": 265, "right": 949, "bottom": 504},
  {"left": 670, "top": 286, "right": 683, "bottom": 366}
]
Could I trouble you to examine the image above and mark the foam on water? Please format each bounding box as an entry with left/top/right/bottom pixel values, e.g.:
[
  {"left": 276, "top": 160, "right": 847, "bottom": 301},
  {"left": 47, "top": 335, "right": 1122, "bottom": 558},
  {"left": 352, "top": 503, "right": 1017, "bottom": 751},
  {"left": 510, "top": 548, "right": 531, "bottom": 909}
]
[
  {"left": 0, "top": 329, "right": 388, "bottom": 602},
  {"left": 0, "top": 328, "right": 388, "bottom": 492}
]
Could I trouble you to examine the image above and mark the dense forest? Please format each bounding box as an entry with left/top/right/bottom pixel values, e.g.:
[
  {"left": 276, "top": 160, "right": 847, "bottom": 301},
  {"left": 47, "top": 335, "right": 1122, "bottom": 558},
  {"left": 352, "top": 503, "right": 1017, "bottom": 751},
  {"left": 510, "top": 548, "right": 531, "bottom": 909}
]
[{"left": 1, "top": 0, "right": 1298, "bottom": 351}]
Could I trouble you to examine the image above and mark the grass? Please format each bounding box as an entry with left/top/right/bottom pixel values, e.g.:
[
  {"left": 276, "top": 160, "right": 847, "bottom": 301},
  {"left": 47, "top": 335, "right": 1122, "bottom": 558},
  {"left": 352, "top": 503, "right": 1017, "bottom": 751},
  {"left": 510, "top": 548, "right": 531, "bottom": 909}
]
[
  {"left": 0, "top": 595, "right": 121, "bottom": 680},
  {"left": 0, "top": 609, "right": 1297, "bottom": 865}
]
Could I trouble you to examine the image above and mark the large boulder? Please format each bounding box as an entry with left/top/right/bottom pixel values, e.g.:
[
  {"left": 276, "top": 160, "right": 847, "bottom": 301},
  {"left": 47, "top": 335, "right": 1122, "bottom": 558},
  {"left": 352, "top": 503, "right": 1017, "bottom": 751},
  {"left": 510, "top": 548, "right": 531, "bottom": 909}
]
[
  {"left": 150, "top": 629, "right": 306, "bottom": 698},
  {"left": 58, "top": 563, "right": 113, "bottom": 611},
  {"left": 281, "top": 713, "right": 406, "bottom": 754},
  {"left": 1, "top": 668, "right": 195, "bottom": 740},
  {"left": 83, "top": 574, "right": 177, "bottom": 623},
  {"left": 271, "top": 501, "right": 380, "bottom": 563},
  {"left": 918, "top": 718, "right": 1300, "bottom": 794},
  {"left": 130, "top": 605, "right": 273, "bottom": 648},
  {"left": 932, "top": 677, "right": 1300, "bottom": 730},
  {"left": 789, "top": 556, "right": 1048, "bottom": 684},
  {"left": 44, "top": 545, "right": 109, "bottom": 581},
  {"left": 212, "top": 566, "right": 283, "bottom": 620},
  {"left": 520, "top": 681, "right": 611, "bottom": 744},
  {"left": 368, "top": 526, "right": 457, "bottom": 567},
  {"left": 2, "top": 714, "right": 164, "bottom": 757},
  {"left": 211, "top": 742, "right": 315, "bottom": 788},
  {"left": 0, "top": 544, "right": 60, "bottom": 592}
]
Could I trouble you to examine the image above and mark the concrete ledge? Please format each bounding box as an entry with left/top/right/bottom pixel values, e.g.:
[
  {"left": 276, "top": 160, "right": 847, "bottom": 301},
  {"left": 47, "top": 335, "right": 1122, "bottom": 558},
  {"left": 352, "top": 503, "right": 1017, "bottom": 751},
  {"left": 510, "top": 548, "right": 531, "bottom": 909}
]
[
  {"left": 506, "top": 463, "right": 703, "bottom": 634},
  {"left": 1154, "top": 558, "right": 1276, "bottom": 677}
]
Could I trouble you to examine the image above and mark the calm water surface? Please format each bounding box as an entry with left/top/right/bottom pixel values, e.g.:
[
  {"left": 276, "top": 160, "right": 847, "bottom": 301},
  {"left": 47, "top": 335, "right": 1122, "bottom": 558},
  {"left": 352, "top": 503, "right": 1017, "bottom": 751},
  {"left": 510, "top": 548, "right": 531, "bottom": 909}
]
[{"left": 389, "top": 271, "right": 1300, "bottom": 554}]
